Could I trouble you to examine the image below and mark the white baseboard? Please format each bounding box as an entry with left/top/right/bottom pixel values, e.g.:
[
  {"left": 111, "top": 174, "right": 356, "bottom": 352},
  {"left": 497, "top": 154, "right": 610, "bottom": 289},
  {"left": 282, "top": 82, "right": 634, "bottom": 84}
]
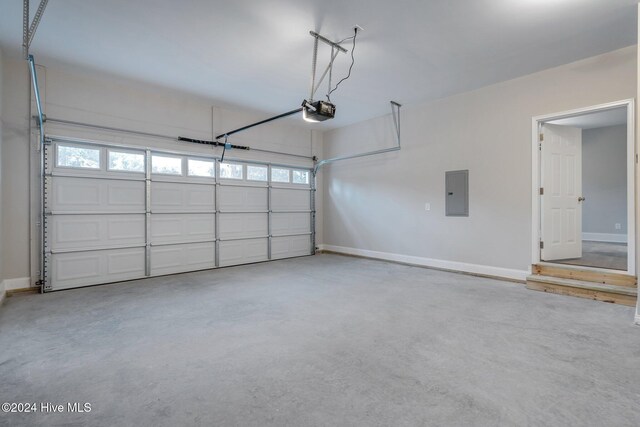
[
  {"left": 2, "top": 277, "right": 32, "bottom": 291},
  {"left": 317, "top": 244, "right": 529, "bottom": 282},
  {"left": 0, "top": 277, "right": 33, "bottom": 309},
  {"left": 582, "top": 232, "right": 627, "bottom": 243}
]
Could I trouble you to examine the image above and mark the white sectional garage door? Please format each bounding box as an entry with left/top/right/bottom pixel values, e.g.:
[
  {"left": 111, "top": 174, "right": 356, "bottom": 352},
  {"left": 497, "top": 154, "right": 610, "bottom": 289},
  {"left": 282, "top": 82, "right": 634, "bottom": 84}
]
[{"left": 43, "top": 138, "right": 314, "bottom": 291}]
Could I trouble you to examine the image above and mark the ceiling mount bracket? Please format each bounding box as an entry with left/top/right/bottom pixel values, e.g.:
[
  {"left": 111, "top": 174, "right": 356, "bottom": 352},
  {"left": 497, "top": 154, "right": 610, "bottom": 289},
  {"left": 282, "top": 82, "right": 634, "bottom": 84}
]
[
  {"left": 209, "top": 28, "right": 357, "bottom": 141},
  {"left": 309, "top": 31, "right": 348, "bottom": 54},
  {"left": 22, "top": 0, "right": 49, "bottom": 59},
  {"left": 308, "top": 31, "right": 348, "bottom": 101}
]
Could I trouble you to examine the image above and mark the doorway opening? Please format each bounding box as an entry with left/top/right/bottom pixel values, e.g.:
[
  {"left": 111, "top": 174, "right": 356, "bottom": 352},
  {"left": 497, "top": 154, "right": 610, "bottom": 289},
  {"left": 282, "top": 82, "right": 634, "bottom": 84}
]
[{"left": 532, "top": 100, "right": 635, "bottom": 276}]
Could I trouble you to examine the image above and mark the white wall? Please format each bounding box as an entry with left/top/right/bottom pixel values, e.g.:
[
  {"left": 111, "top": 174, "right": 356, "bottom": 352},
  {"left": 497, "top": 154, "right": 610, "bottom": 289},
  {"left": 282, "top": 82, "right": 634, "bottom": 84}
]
[
  {"left": 322, "top": 46, "right": 637, "bottom": 279},
  {"left": 582, "top": 125, "right": 627, "bottom": 239},
  {"left": 1, "top": 46, "right": 636, "bottom": 291},
  {"left": 1, "top": 57, "right": 324, "bottom": 286},
  {"left": 0, "top": 46, "right": 4, "bottom": 301},
  {"left": 636, "top": 5, "right": 640, "bottom": 325},
  {"left": 2, "top": 59, "right": 32, "bottom": 289}
]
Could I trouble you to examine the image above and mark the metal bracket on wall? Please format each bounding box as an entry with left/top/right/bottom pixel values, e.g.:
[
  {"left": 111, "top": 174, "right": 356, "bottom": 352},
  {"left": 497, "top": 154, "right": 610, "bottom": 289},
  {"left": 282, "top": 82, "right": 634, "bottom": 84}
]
[
  {"left": 28, "top": 54, "right": 49, "bottom": 291},
  {"left": 28, "top": 55, "right": 45, "bottom": 148},
  {"left": 313, "top": 101, "right": 401, "bottom": 175},
  {"left": 41, "top": 148, "right": 52, "bottom": 292}
]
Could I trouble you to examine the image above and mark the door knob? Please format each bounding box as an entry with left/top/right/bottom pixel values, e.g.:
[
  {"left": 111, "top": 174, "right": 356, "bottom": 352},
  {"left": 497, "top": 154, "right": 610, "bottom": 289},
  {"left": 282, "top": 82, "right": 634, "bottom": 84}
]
[{"left": 578, "top": 196, "right": 586, "bottom": 202}]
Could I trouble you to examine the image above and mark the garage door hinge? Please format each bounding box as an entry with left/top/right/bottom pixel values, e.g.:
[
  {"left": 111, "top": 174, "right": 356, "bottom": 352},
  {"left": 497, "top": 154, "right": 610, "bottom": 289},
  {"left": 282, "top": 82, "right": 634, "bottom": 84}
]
[
  {"left": 539, "top": 187, "right": 544, "bottom": 195},
  {"left": 44, "top": 137, "right": 52, "bottom": 145},
  {"left": 540, "top": 241, "right": 544, "bottom": 249}
]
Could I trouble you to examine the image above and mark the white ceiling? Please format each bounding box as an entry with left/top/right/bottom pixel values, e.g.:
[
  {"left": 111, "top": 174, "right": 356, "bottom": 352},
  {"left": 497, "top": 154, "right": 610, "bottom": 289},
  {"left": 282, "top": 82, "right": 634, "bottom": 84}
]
[
  {"left": 548, "top": 107, "right": 628, "bottom": 129},
  {"left": 0, "top": 0, "right": 637, "bottom": 129}
]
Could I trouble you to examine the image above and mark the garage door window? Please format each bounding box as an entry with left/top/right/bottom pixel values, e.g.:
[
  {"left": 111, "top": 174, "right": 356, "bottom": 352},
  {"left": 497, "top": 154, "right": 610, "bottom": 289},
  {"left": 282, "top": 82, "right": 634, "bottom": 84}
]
[
  {"left": 188, "top": 159, "right": 215, "bottom": 177},
  {"left": 271, "top": 168, "right": 290, "bottom": 183},
  {"left": 292, "top": 170, "right": 309, "bottom": 185},
  {"left": 57, "top": 145, "right": 100, "bottom": 169},
  {"left": 247, "top": 165, "right": 267, "bottom": 181},
  {"left": 220, "top": 163, "right": 243, "bottom": 180},
  {"left": 152, "top": 155, "right": 182, "bottom": 175},
  {"left": 108, "top": 150, "right": 145, "bottom": 173}
]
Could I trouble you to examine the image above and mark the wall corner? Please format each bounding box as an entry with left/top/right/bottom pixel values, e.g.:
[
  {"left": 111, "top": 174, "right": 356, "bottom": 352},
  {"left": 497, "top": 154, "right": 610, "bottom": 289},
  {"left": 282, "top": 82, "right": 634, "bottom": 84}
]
[{"left": 635, "top": 4, "right": 640, "bottom": 325}]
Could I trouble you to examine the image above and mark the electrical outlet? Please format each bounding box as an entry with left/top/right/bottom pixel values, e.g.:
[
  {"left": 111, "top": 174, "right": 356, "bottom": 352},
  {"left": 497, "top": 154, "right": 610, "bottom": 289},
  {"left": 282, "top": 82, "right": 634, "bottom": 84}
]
[
  {"left": 615, "top": 223, "right": 621, "bottom": 230},
  {"left": 424, "top": 203, "right": 431, "bottom": 211}
]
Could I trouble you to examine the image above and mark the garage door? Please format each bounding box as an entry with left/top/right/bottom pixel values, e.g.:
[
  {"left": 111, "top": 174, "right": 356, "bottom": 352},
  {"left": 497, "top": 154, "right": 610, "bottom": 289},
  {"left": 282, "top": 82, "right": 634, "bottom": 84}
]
[{"left": 43, "top": 138, "right": 314, "bottom": 291}]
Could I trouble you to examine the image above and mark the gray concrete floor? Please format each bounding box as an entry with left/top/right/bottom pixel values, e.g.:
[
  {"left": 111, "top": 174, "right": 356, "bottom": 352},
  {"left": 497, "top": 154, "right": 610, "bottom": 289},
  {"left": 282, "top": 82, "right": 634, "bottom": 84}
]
[
  {"left": 551, "top": 241, "right": 628, "bottom": 271},
  {"left": 0, "top": 254, "right": 639, "bottom": 427}
]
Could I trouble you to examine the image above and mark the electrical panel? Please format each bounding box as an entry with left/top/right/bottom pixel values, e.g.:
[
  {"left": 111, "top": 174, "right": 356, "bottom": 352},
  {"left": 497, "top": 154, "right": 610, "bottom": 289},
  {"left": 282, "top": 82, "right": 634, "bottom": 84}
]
[{"left": 445, "top": 170, "right": 469, "bottom": 217}]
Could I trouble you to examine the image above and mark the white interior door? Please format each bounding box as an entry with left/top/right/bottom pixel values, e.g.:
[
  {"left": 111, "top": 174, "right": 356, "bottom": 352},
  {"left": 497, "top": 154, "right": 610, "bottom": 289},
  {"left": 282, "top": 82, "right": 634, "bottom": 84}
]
[{"left": 541, "top": 123, "right": 583, "bottom": 261}]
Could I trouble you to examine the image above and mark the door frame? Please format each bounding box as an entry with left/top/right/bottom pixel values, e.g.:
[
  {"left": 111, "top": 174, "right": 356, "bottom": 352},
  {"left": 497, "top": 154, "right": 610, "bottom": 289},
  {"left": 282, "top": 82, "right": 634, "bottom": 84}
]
[{"left": 531, "top": 99, "right": 636, "bottom": 276}]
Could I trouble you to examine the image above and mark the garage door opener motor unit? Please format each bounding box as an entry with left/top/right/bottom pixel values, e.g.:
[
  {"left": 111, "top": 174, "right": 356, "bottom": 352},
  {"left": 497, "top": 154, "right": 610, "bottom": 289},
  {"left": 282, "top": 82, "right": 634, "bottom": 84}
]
[{"left": 190, "top": 27, "right": 360, "bottom": 145}]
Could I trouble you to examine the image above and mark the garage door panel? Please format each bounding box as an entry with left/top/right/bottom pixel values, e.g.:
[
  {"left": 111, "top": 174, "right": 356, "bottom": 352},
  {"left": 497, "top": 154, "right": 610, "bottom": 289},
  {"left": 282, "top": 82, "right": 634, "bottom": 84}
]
[
  {"left": 45, "top": 142, "right": 314, "bottom": 290},
  {"left": 271, "top": 235, "right": 312, "bottom": 259},
  {"left": 107, "top": 251, "right": 145, "bottom": 274},
  {"left": 218, "top": 213, "right": 268, "bottom": 239},
  {"left": 50, "top": 214, "right": 145, "bottom": 251},
  {"left": 151, "top": 182, "right": 215, "bottom": 212},
  {"left": 219, "top": 239, "right": 268, "bottom": 267},
  {"left": 51, "top": 247, "right": 145, "bottom": 290},
  {"left": 151, "top": 214, "right": 215, "bottom": 244},
  {"left": 108, "top": 184, "right": 145, "bottom": 206},
  {"left": 218, "top": 186, "right": 267, "bottom": 211},
  {"left": 51, "top": 177, "right": 145, "bottom": 212},
  {"left": 271, "top": 188, "right": 310, "bottom": 211},
  {"left": 272, "top": 212, "right": 310, "bottom": 235},
  {"left": 151, "top": 242, "right": 215, "bottom": 276},
  {"left": 55, "top": 180, "right": 100, "bottom": 207}
]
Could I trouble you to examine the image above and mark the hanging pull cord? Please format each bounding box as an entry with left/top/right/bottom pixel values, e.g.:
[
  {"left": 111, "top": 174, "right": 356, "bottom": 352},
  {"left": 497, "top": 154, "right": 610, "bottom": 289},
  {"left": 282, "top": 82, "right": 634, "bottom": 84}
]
[
  {"left": 221, "top": 135, "right": 230, "bottom": 162},
  {"left": 391, "top": 101, "right": 401, "bottom": 146}
]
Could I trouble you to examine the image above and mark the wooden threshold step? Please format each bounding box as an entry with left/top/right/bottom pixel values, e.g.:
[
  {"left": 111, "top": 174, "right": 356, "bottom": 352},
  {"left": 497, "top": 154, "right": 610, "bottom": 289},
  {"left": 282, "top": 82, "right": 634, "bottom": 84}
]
[
  {"left": 526, "top": 274, "right": 637, "bottom": 307},
  {"left": 532, "top": 264, "right": 636, "bottom": 288}
]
